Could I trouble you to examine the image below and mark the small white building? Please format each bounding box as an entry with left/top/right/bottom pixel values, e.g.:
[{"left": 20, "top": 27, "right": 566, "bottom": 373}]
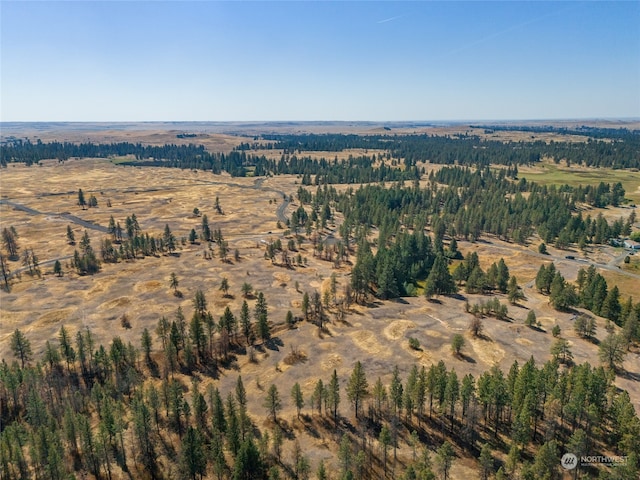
[{"left": 623, "top": 239, "right": 640, "bottom": 250}]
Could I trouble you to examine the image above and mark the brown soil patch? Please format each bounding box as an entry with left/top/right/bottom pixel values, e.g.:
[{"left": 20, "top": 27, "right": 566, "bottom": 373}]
[
  {"left": 407, "top": 347, "right": 432, "bottom": 365},
  {"left": 424, "top": 329, "right": 444, "bottom": 338},
  {"left": 321, "top": 353, "right": 343, "bottom": 371},
  {"left": 350, "top": 330, "right": 389, "bottom": 356},
  {"left": 37, "top": 309, "right": 73, "bottom": 327},
  {"left": 468, "top": 335, "right": 505, "bottom": 365},
  {"left": 134, "top": 280, "right": 163, "bottom": 293},
  {"left": 98, "top": 297, "right": 133, "bottom": 310},
  {"left": 383, "top": 320, "right": 416, "bottom": 340}
]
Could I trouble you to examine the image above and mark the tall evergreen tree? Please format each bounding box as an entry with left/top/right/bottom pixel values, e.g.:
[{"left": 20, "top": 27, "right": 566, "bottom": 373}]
[
  {"left": 347, "top": 361, "right": 369, "bottom": 419},
  {"left": 10, "top": 329, "right": 31, "bottom": 368},
  {"left": 424, "top": 255, "right": 457, "bottom": 298},
  {"left": 264, "top": 384, "right": 282, "bottom": 422}
]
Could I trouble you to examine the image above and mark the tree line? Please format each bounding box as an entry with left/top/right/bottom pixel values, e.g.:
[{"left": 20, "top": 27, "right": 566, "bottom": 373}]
[
  {"left": 4, "top": 129, "right": 639, "bottom": 174},
  {"left": 241, "top": 131, "right": 640, "bottom": 169}
]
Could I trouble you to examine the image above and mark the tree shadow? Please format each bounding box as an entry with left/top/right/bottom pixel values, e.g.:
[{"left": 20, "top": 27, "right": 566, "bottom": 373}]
[
  {"left": 364, "top": 300, "right": 384, "bottom": 308},
  {"left": 335, "top": 316, "right": 352, "bottom": 327},
  {"left": 317, "top": 327, "right": 333, "bottom": 339},
  {"left": 266, "top": 337, "right": 283, "bottom": 351},
  {"left": 619, "top": 369, "right": 640, "bottom": 382},
  {"left": 472, "top": 332, "right": 492, "bottom": 342},
  {"left": 448, "top": 293, "right": 467, "bottom": 301},
  {"left": 219, "top": 354, "right": 239, "bottom": 370},
  {"left": 393, "top": 297, "right": 410, "bottom": 305},
  {"left": 455, "top": 353, "right": 476, "bottom": 363},
  {"left": 303, "top": 418, "right": 321, "bottom": 439},
  {"left": 528, "top": 325, "right": 546, "bottom": 333},
  {"left": 146, "top": 359, "right": 160, "bottom": 378}
]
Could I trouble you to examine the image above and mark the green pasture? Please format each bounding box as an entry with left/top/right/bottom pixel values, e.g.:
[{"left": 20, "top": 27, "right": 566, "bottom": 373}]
[{"left": 520, "top": 164, "right": 640, "bottom": 203}]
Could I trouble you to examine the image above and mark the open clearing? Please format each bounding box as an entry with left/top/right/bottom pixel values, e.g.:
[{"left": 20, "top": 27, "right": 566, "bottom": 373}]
[{"left": 518, "top": 160, "right": 640, "bottom": 204}]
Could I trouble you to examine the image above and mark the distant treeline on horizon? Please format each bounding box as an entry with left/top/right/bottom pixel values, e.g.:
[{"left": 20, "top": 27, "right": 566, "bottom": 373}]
[{"left": 1, "top": 128, "right": 639, "bottom": 173}]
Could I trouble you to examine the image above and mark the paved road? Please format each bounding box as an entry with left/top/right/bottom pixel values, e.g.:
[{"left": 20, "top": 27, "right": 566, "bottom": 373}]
[
  {"left": 0, "top": 199, "right": 110, "bottom": 234},
  {"left": 7, "top": 256, "right": 73, "bottom": 279}
]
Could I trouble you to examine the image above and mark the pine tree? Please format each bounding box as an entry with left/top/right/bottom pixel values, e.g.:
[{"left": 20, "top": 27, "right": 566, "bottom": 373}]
[
  {"left": 240, "top": 300, "right": 253, "bottom": 345},
  {"left": 550, "top": 338, "right": 572, "bottom": 364},
  {"left": 291, "top": 382, "right": 304, "bottom": 418},
  {"left": 347, "top": 361, "right": 369, "bottom": 419},
  {"left": 0, "top": 253, "right": 10, "bottom": 291},
  {"left": 10, "top": 329, "right": 32, "bottom": 368},
  {"left": 220, "top": 277, "right": 230, "bottom": 297},
  {"left": 451, "top": 334, "right": 465, "bottom": 356},
  {"left": 58, "top": 325, "right": 76, "bottom": 372},
  {"left": 379, "top": 425, "right": 392, "bottom": 476},
  {"left": 141, "top": 328, "right": 153, "bottom": 364},
  {"left": 390, "top": 365, "right": 404, "bottom": 419},
  {"left": 180, "top": 426, "right": 207, "bottom": 480},
  {"left": 507, "top": 276, "right": 524, "bottom": 304},
  {"left": 599, "top": 333, "right": 627, "bottom": 370},
  {"left": 264, "top": 384, "right": 282, "bottom": 422},
  {"left": 312, "top": 379, "right": 324, "bottom": 415},
  {"left": 478, "top": 443, "right": 493, "bottom": 480},
  {"left": 532, "top": 440, "right": 559, "bottom": 479},
  {"left": 53, "top": 259, "right": 63, "bottom": 277},
  {"left": 525, "top": 310, "right": 537, "bottom": 327},
  {"left": 233, "top": 438, "right": 263, "bottom": 480},
  {"left": 163, "top": 224, "right": 176, "bottom": 253},
  {"left": 496, "top": 258, "right": 509, "bottom": 293},
  {"left": 316, "top": 459, "right": 328, "bottom": 480},
  {"left": 66, "top": 225, "right": 76, "bottom": 245},
  {"left": 444, "top": 370, "right": 459, "bottom": 431},
  {"left": 77, "top": 189, "right": 86, "bottom": 209},
  {"left": 425, "top": 254, "right": 457, "bottom": 297},
  {"left": 602, "top": 285, "right": 622, "bottom": 325},
  {"left": 170, "top": 272, "right": 179, "bottom": 295},
  {"left": 255, "top": 292, "right": 270, "bottom": 343},
  {"left": 201, "top": 214, "right": 211, "bottom": 242},
  {"left": 435, "top": 441, "right": 455, "bottom": 480}
]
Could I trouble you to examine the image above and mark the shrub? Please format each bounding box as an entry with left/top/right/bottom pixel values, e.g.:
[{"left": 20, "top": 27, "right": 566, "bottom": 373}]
[
  {"left": 525, "top": 310, "right": 537, "bottom": 327},
  {"left": 451, "top": 334, "right": 465, "bottom": 355},
  {"left": 120, "top": 314, "right": 131, "bottom": 329},
  {"left": 408, "top": 337, "right": 420, "bottom": 350}
]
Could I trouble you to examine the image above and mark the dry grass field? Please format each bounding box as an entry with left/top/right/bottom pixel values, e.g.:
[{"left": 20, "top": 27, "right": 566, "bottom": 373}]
[{"left": 2, "top": 153, "right": 639, "bottom": 478}]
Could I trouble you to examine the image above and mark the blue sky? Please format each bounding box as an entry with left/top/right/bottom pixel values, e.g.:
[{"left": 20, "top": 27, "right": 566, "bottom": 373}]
[{"left": 1, "top": 1, "right": 639, "bottom": 121}]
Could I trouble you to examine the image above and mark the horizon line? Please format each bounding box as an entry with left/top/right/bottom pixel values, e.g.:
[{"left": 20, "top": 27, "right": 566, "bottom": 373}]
[{"left": 2, "top": 118, "right": 639, "bottom": 125}]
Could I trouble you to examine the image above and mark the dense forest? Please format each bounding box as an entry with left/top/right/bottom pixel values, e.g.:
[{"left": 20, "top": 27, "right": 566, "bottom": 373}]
[
  {"left": 240, "top": 133, "right": 640, "bottom": 169},
  {"left": 471, "top": 125, "right": 640, "bottom": 141}
]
